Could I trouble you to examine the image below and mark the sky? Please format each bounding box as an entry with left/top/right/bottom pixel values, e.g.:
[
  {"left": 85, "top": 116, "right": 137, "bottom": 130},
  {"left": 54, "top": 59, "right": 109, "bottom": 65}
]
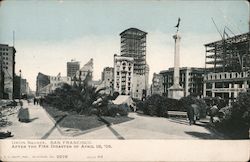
[{"left": 0, "top": 0, "right": 249, "bottom": 91}]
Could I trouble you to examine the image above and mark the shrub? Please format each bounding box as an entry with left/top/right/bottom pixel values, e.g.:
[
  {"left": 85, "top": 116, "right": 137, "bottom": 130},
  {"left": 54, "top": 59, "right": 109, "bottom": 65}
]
[
  {"left": 104, "top": 104, "right": 129, "bottom": 117},
  {"left": 218, "top": 106, "right": 232, "bottom": 121},
  {"left": 214, "top": 92, "right": 250, "bottom": 139},
  {"left": 138, "top": 94, "right": 170, "bottom": 117},
  {"left": 180, "top": 96, "right": 208, "bottom": 118},
  {"left": 231, "top": 92, "right": 250, "bottom": 127},
  {"left": 135, "top": 100, "right": 144, "bottom": 112},
  {"left": 162, "top": 97, "right": 183, "bottom": 112}
]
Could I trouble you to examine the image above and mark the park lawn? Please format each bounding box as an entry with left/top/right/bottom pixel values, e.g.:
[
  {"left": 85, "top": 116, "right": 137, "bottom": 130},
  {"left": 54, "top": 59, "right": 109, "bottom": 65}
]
[{"left": 43, "top": 105, "right": 134, "bottom": 131}]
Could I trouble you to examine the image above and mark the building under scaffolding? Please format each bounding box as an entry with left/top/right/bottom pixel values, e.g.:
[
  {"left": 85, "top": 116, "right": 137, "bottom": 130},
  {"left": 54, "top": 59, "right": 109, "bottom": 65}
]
[
  {"left": 205, "top": 32, "right": 250, "bottom": 73},
  {"left": 120, "top": 28, "right": 147, "bottom": 75},
  {"left": 204, "top": 32, "right": 250, "bottom": 104}
]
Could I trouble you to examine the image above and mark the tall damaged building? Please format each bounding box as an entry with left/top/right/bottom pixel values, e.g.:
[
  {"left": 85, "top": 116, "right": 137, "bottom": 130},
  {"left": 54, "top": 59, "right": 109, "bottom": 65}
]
[
  {"left": 119, "top": 28, "right": 149, "bottom": 100},
  {"left": 204, "top": 32, "right": 250, "bottom": 104}
]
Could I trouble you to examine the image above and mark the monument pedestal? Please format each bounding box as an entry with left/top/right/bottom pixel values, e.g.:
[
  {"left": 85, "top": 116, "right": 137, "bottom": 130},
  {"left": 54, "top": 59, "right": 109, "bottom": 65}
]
[{"left": 168, "top": 84, "right": 184, "bottom": 100}]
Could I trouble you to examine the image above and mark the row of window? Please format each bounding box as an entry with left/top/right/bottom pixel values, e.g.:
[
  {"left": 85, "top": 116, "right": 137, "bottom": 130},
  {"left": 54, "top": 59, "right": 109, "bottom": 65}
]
[
  {"left": 116, "top": 77, "right": 131, "bottom": 82},
  {"left": 1, "top": 57, "right": 9, "bottom": 60},
  {"left": 1, "top": 66, "right": 8, "bottom": 69},
  {"left": 2, "top": 61, "right": 9, "bottom": 65},
  {"left": 0, "top": 52, "right": 9, "bottom": 55},
  {"left": 0, "top": 48, "right": 9, "bottom": 51},
  {"left": 207, "top": 72, "right": 249, "bottom": 80},
  {"left": 121, "top": 86, "right": 131, "bottom": 91}
]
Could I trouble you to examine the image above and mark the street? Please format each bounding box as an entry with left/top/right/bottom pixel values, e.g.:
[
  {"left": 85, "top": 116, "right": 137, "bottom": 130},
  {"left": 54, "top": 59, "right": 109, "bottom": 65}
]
[{"left": 1, "top": 101, "right": 225, "bottom": 140}]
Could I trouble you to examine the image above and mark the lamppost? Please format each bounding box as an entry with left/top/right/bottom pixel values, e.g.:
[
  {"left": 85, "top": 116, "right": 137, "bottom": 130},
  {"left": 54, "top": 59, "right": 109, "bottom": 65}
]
[{"left": 19, "top": 69, "right": 21, "bottom": 101}]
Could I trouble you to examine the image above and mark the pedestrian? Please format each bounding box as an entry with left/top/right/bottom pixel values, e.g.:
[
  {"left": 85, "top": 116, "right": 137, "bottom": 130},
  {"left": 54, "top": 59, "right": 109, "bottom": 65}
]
[
  {"left": 210, "top": 104, "right": 218, "bottom": 123},
  {"left": 192, "top": 104, "right": 200, "bottom": 122},
  {"left": 33, "top": 98, "right": 36, "bottom": 105},
  {"left": 187, "top": 105, "right": 195, "bottom": 125},
  {"left": 36, "top": 98, "right": 40, "bottom": 105}
]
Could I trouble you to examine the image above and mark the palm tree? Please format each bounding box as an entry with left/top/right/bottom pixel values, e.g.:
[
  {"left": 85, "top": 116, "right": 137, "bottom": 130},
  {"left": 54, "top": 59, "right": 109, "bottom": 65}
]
[{"left": 45, "top": 71, "right": 106, "bottom": 115}]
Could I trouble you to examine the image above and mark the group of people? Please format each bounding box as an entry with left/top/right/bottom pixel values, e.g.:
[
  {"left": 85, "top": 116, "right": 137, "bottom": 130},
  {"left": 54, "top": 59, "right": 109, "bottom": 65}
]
[
  {"left": 33, "top": 97, "right": 45, "bottom": 106},
  {"left": 186, "top": 103, "right": 220, "bottom": 125}
]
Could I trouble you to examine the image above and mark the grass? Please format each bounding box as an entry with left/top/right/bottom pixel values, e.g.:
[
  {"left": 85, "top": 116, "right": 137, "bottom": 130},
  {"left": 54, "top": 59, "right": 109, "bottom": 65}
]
[{"left": 43, "top": 105, "right": 134, "bottom": 131}]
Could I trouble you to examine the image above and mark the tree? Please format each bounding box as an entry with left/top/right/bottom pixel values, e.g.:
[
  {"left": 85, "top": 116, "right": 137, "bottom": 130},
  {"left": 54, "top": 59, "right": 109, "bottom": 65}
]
[{"left": 44, "top": 71, "right": 106, "bottom": 115}]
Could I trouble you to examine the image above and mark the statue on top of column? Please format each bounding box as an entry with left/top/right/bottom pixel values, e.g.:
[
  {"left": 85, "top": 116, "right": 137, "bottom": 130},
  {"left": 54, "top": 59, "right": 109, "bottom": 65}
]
[{"left": 175, "top": 17, "right": 181, "bottom": 32}]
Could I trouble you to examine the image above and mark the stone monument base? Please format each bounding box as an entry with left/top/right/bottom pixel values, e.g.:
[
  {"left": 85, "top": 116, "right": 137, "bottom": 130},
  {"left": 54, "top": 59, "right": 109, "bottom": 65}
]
[{"left": 168, "top": 84, "right": 184, "bottom": 100}]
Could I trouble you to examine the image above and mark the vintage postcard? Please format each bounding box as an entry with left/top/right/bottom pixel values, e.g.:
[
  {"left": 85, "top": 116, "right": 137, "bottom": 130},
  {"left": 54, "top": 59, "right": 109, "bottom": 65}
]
[{"left": 0, "top": 0, "right": 249, "bottom": 161}]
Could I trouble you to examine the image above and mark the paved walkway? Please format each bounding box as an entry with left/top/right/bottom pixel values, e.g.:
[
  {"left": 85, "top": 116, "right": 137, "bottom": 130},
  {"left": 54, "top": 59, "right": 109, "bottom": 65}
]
[
  {"left": 1, "top": 101, "right": 225, "bottom": 139},
  {"left": 0, "top": 101, "right": 64, "bottom": 139},
  {"left": 75, "top": 113, "right": 224, "bottom": 139}
]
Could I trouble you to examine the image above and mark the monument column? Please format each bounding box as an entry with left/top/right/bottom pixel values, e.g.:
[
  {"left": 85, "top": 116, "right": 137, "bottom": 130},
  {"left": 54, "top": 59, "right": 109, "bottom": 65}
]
[
  {"left": 173, "top": 33, "right": 181, "bottom": 85},
  {"left": 168, "top": 18, "right": 184, "bottom": 99}
]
